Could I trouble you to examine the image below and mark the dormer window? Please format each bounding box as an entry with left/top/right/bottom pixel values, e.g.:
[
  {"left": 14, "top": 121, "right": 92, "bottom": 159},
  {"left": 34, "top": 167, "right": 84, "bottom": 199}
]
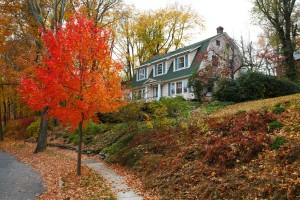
[
  {"left": 157, "top": 63, "right": 163, "bottom": 74},
  {"left": 138, "top": 68, "right": 146, "bottom": 81},
  {"left": 178, "top": 56, "right": 185, "bottom": 69},
  {"left": 216, "top": 40, "right": 220, "bottom": 46},
  {"left": 174, "top": 55, "right": 188, "bottom": 71},
  {"left": 154, "top": 62, "right": 166, "bottom": 77}
]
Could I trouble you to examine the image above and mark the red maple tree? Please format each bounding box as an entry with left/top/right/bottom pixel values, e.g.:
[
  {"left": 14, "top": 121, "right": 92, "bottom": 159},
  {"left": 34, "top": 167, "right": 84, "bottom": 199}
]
[{"left": 20, "top": 14, "right": 126, "bottom": 175}]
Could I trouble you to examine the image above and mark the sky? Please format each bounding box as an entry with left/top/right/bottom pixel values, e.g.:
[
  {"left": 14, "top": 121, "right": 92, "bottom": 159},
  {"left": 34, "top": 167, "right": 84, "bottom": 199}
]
[{"left": 124, "top": 0, "right": 262, "bottom": 44}]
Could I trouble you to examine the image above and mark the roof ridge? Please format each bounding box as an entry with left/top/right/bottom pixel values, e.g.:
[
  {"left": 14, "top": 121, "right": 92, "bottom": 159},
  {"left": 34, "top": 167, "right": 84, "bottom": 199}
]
[{"left": 140, "top": 33, "right": 223, "bottom": 66}]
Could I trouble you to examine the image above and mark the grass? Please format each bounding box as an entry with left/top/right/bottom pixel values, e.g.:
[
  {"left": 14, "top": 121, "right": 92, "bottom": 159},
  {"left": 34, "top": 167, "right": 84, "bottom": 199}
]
[{"left": 210, "top": 93, "right": 300, "bottom": 118}]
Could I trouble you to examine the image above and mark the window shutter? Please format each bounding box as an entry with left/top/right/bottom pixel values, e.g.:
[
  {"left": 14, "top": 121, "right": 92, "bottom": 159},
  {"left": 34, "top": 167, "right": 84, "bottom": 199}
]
[
  {"left": 175, "top": 58, "right": 178, "bottom": 70},
  {"left": 168, "top": 83, "right": 171, "bottom": 96},
  {"left": 163, "top": 62, "right": 166, "bottom": 74},
  {"left": 185, "top": 54, "right": 188, "bottom": 67},
  {"left": 145, "top": 68, "right": 147, "bottom": 78},
  {"left": 154, "top": 65, "right": 157, "bottom": 76}
]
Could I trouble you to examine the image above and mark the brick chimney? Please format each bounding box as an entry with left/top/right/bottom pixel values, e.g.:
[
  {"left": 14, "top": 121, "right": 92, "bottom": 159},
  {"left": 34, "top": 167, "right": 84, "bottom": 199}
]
[{"left": 217, "top": 26, "right": 224, "bottom": 34}]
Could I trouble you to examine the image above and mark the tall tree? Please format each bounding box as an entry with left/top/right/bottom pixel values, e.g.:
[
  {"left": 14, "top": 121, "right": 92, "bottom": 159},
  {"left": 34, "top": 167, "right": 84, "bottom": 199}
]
[
  {"left": 20, "top": 15, "right": 126, "bottom": 175},
  {"left": 252, "top": 0, "right": 299, "bottom": 80},
  {"left": 26, "top": 0, "right": 76, "bottom": 153},
  {"left": 114, "top": 3, "right": 205, "bottom": 80}
]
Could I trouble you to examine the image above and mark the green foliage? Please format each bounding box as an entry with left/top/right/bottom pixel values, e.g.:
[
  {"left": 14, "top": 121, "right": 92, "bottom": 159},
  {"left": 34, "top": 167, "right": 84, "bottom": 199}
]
[
  {"left": 85, "top": 121, "right": 107, "bottom": 135},
  {"left": 268, "top": 121, "right": 283, "bottom": 131},
  {"left": 213, "top": 79, "right": 240, "bottom": 102},
  {"left": 157, "top": 96, "right": 189, "bottom": 117},
  {"left": 201, "top": 100, "right": 234, "bottom": 114},
  {"left": 188, "top": 71, "right": 205, "bottom": 100},
  {"left": 178, "top": 109, "right": 209, "bottom": 133},
  {"left": 272, "top": 105, "right": 286, "bottom": 114},
  {"left": 271, "top": 137, "right": 288, "bottom": 150},
  {"left": 98, "top": 97, "right": 190, "bottom": 124},
  {"left": 26, "top": 119, "right": 40, "bottom": 138},
  {"left": 213, "top": 72, "right": 300, "bottom": 102},
  {"left": 68, "top": 134, "right": 79, "bottom": 145},
  {"left": 101, "top": 135, "right": 133, "bottom": 155}
]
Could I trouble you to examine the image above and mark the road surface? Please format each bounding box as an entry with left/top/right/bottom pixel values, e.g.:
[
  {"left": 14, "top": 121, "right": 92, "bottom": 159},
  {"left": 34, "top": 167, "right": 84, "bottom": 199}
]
[{"left": 0, "top": 150, "right": 44, "bottom": 200}]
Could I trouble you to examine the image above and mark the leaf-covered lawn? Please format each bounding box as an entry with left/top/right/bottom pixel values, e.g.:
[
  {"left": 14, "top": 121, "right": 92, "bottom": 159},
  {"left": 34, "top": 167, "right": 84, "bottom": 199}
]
[
  {"left": 0, "top": 140, "right": 115, "bottom": 200},
  {"left": 210, "top": 93, "right": 300, "bottom": 118}
]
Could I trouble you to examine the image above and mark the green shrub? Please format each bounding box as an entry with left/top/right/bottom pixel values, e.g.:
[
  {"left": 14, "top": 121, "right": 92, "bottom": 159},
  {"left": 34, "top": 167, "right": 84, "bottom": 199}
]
[
  {"left": 268, "top": 121, "right": 284, "bottom": 131},
  {"left": 26, "top": 119, "right": 40, "bottom": 138},
  {"left": 213, "top": 79, "right": 240, "bottom": 102},
  {"left": 157, "top": 96, "right": 189, "bottom": 117},
  {"left": 272, "top": 105, "right": 286, "bottom": 114},
  {"left": 85, "top": 121, "right": 107, "bottom": 135},
  {"left": 271, "top": 137, "right": 288, "bottom": 150},
  {"left": 68, "top": 134, "right": 79, "bottom": 145},
  {"left": 201, "top": 100, "right": 234, "bottom": 114},
  {"left": 101, "top": 135, "right": 133, "bottom": 155},
  {"left": 213, "top": 72, "right": 300, "bottom": 102}
]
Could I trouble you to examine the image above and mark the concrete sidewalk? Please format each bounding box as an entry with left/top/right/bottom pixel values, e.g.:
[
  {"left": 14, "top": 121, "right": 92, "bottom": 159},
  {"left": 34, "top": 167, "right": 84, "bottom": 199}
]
[
  {"left": 0, "top": 150, "right": 44, "bottom": 200},
  {"left": 84, "top": 159, "right": 143, "bottom": 200}
]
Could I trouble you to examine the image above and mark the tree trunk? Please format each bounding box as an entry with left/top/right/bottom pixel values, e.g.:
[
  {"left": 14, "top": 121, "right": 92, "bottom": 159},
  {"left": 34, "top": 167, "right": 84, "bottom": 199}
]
[
  {"left": 34, "top": 107, "right": 49, "bottom": 153},
  {"left": 13, "top": 101, "right": 17, "bottom": 120},
  {"left": 76, "top": 118, "right": 83, "bottom": 176},
  {"left": 7, "top": 98, "right": 11, "bottom": 121},
  {"left": 3, "top": 100, "right": 7, "bottom": 127},
  {"left": 0, "top": 106, "right": 3, "bottom": 141}
]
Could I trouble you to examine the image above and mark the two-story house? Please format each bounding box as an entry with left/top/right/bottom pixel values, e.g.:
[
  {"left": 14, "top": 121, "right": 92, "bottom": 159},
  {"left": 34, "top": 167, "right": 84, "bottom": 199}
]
[{"left": 130, "top": 27, "right": 241, "bottom": 101}]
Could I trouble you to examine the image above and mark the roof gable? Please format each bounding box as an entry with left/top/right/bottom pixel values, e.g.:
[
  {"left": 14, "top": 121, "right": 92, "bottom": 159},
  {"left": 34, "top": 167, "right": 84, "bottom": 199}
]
[{"left": 139, "top": 34, "right": 222, "bottom": 67}]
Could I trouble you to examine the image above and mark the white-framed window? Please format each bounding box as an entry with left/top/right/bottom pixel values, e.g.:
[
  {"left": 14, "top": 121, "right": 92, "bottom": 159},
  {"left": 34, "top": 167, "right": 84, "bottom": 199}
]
[
  {"left": 176, "top": 81, "right": 182, "bottom": 94},
  {"left": 133, "top": 88, "right": 146, "bottom": 100},
  {"left": 169, "top": 79, "right": 191, "bottom": 96},
  {"left": 171, "top": 82, "right": 176, "bottom": 95},
  {"left": 138, "top": 68, "right": 146, "bottom": 80},
  {"left": 216, "top": 40, "right": 221, "bottom": 46},
  {"left": 183, "top": 79, "right": 188, "bottom": 93},
  {"left": 174, "top": 55, "right": 188, "bottom": 71},
  {"left": 154, "top": 62, "right": 166, "bottom": 77},
  {"left": 178, "top": 56, "right": 185, "bottom": 69}
]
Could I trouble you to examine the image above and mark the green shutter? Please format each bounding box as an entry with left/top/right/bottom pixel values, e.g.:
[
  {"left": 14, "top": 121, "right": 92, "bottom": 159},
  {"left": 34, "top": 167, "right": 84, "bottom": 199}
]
[
  {"left": 154, "top": 65, "right": 157, "bottom": 76},
  {"left": 163, "top": 62, "right": 166, "bottom": 74},
  {"left": 168, "top": 83, "right": 171, "bottom": 96},
  {"left": 145, "top": 68, "right": 147, "bottom": 78},
  {"left": 185, "top": 54, "right": 188, "bottom": 67},
  {"left": 175, "top": 58, "right": 178, "bottom": 70}
]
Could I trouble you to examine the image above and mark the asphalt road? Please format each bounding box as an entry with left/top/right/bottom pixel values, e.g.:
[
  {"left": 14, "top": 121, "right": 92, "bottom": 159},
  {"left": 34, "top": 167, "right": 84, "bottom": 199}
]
[{"left": 0, "top": 150, "right": 44, "bottom": 200}]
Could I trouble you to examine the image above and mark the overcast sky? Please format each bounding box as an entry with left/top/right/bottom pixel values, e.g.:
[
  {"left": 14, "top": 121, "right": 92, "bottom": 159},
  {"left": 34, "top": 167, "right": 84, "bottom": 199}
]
[{"left": 124, "top": 0, "right": 262, "bottom": 44}]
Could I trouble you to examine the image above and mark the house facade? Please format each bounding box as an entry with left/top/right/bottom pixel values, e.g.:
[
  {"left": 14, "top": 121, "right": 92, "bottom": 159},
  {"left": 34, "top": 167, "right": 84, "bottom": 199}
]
[{"left": 130, "top": 27, "right": 241, "bottom": 101}]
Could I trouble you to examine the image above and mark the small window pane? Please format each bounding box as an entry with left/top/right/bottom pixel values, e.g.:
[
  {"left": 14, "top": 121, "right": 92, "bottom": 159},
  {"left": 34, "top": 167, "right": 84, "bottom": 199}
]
[
  {"left": 139, "top": 69, "right": 145, "bottom": 80},
  {"left": 183, "top": 80, "right": 188, "bottom": 93},
  {"left": 171, "top": 83, "right": 176, "bottom": 95},
  {"left": 157, "top": 64, "right": 163, "bottom": 75},
  {"left": 178, "top": 57, "right": 184, "bottom": 69},
  {"left": 176, "top": 81, "right": 182, "bottom": 94}
]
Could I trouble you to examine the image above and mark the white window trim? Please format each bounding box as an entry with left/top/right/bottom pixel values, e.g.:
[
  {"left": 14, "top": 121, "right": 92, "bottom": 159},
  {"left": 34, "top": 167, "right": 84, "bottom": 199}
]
[
  {"left": 170, "top": 79, "right": 190, "bottom": 96},
  {"left": 137, "top": 68, "right": 147, "bottom": 81},
  {"left": 153, "top": 62, "right": 166, "bottom": 77},
  {"left": 173, "top": 55, "right": 188, "bottom": 72}
]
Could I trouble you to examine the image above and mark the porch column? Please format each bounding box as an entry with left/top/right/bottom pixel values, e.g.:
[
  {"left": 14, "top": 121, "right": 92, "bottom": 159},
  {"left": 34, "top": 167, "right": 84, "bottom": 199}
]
[
  {"left": 157, "top": 83, "right": 161, "bottom": 100},
  {"left": 145, "top": 86, "right": 148, "bottom": 100}
]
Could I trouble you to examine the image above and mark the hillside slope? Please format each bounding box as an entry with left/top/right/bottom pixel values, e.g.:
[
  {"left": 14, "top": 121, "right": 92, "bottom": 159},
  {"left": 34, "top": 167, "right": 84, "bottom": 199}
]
[
  {"left": 99, "top": 94, "right": 300, "bottom": 199},
  {"left": 46, "top": 94, "right": 300, "bottom": 199}
]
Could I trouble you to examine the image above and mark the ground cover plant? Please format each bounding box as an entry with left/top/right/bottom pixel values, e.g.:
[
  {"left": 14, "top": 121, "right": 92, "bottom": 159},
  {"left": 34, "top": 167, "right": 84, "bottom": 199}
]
[
  {"left": 8, "top": 94, "right": 300, "bottom": 199},
  {"left": 91, "top": 94, "right": 300, "bottom": 199}
]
